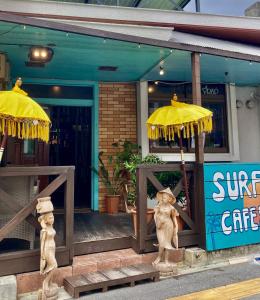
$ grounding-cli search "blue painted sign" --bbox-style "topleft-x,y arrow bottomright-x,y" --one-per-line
204,163 -> 260,251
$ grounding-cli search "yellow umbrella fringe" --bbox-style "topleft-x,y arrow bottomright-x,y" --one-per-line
0,118 -> 50,142
147,116 -> 213,141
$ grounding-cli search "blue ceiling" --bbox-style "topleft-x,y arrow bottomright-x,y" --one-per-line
0,21 -> 259,86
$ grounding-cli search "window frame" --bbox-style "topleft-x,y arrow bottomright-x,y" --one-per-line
137,81 -> 240,162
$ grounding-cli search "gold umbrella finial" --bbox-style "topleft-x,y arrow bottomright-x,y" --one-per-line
12,77 -> 28,96
15,77 -> 22,87
171,93 -> 178,106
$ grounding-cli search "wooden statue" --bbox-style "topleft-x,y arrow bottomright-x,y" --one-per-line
36,197 -> 58,300
153,187 -> 179,272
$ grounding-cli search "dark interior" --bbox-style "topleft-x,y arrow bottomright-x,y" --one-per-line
49,106 -> 92,208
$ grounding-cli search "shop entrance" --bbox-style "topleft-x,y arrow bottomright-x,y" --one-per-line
5,80 -> 97,210
49,106 -> 92,208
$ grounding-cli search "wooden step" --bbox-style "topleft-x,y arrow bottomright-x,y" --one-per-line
64,264 -> 160,298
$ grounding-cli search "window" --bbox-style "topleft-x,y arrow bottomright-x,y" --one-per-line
148,82 -> 228,153
23,139 -> 35,155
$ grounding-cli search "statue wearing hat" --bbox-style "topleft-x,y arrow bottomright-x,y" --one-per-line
153,187 -> 179,268
36,197 -> 58,300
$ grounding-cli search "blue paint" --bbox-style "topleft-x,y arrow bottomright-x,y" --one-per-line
92,84 -> 99,211
36,98 -> 93,107
22,78 -> 99,211
204,163 -> 260,251
1,21 -> 260,85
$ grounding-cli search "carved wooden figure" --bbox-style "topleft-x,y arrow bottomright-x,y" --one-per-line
153,187 -> 179,266
36,197 -> 58,300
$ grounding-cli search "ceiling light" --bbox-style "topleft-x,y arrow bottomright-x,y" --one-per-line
29,46 -> 54,63
159,66 -> 164,76
33,50 -> 40,58
40,49 -> 48,58
53,86 -> 61,93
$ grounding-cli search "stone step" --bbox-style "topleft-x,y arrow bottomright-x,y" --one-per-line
64,263 -> 160,298
0,275 -> 17,300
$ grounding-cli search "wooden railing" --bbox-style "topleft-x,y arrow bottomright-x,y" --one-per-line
132,163 -> 204,253
0,166 -> 74,276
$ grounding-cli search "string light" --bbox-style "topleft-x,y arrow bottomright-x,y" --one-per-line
159,66 -> 165,76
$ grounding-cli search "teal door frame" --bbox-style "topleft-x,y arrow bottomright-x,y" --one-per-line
21,78 -> 99,211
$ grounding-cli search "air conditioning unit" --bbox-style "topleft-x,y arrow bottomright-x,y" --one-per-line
0,54 -> 6,79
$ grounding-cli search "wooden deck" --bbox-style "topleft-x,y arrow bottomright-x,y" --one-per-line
0,212 -> 133,252
55,212 -> 133,244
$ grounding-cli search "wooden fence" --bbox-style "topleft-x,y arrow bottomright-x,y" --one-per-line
0,166 -> 74,276
0,163 -> 206,275
132,163 -> 205,253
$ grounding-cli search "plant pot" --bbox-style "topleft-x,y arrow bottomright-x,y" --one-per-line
105,195 -> 120,214
131,208 -> 154,236
177,215 -> 185,231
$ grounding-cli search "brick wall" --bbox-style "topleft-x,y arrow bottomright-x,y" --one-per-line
99,83 -> 137,212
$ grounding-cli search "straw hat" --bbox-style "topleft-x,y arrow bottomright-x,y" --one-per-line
156,187 -> 176,204
36,196 -> 54,214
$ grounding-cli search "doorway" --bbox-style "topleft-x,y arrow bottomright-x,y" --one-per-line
4,81 -> 98,211
49,106 -> 92,209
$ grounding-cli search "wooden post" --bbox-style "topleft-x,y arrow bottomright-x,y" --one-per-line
136,167 -> 147,253
191,52 -> 206,248
65,168 -> 75,263
192,52 -> 204,164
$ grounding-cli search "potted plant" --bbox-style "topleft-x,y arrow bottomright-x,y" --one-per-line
124,153 -> 164,234
124,155 -> 187,233
94,141 -> 139,214
94,151 -> 125,214
176,191 -> 187,231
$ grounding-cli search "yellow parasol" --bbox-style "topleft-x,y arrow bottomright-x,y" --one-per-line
0,78 -> 51,162
146,94 -> 213,216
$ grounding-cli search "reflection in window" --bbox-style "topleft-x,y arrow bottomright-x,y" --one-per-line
23,139 -> 35,155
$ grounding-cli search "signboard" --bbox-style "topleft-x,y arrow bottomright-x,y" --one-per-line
204,163 -> 260,251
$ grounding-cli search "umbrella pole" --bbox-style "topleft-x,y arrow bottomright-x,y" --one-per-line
0,127 -> 8,163
179,134 -> 191,217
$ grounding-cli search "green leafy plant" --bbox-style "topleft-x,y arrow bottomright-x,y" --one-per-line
94,151 -> 124,195
124,153 -> 164,206
124,154 -> 186,207
93,140 -> 140,196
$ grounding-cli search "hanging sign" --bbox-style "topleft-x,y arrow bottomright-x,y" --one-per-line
204,163 -> 260,251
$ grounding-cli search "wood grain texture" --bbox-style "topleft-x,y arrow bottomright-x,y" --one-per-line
64,264 -> 159,298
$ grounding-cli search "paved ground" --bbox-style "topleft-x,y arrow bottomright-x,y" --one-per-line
78,261 -> 260,300
170,278 -> 260,299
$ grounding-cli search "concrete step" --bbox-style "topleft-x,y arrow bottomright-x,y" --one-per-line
16,248 -> 185,296
0,275 -> 17,300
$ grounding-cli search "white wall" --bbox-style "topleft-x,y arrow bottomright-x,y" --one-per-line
236,86 -> 260,162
